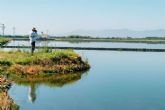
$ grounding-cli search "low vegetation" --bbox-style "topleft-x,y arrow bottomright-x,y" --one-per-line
53,36 -> 165,43
0,37 -> 10,46
0,50 -> 90,83
0,91 -> 19,110
0,77 -> 19,110
3,35 -> 165,43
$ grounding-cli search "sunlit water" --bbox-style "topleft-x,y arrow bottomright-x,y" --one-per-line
7,49 -> 165,110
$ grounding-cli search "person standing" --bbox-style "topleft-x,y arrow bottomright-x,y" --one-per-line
29,28 -> 38,55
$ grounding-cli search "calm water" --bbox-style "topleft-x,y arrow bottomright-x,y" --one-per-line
6,40 -> 165,49
7,50 -> 165,110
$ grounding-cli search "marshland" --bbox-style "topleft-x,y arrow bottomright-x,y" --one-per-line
0,36 -> 165,110
1,0 -> 165,109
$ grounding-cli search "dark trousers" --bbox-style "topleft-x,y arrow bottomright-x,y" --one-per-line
31,42 -> 35,54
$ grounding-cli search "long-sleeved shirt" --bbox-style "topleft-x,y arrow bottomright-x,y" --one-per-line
29,31 -> 38,43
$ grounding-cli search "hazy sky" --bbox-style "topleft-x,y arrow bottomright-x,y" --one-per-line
0,0 -> 165,35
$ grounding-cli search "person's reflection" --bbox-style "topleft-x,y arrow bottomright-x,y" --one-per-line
0,90 -> 19,110
28,84 -> 37,103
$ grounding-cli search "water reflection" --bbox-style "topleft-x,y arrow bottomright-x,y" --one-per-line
7,40 -> 165,49
10,72 -> 88,103
28,84 -> 37,103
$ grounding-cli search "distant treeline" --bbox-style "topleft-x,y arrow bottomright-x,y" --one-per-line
50,35 -> 92,39
52,35 -> 165,40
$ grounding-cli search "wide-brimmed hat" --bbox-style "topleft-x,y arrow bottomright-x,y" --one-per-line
32,27 -> 36,31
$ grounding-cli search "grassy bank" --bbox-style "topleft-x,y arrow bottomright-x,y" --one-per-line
0,50 -> 90,83
6,35 -> 165,44
0,37 -> 10,46
53,38 -> 165,43
52,36 -> 165,43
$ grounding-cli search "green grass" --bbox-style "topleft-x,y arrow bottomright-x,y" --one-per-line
0,49 -> 80,64
0,50 -> 90,84
0,37 -> 10,46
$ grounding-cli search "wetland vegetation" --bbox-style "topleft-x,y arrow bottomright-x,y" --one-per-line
0,50 -> 90,83
3,35 -> 165,44
0,90 -> 19,110
0,37 -> 10,46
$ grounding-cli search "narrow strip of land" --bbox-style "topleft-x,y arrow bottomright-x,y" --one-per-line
10,38 -> 165,44
2,35 -> 165,44
1,46 -> 165,52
